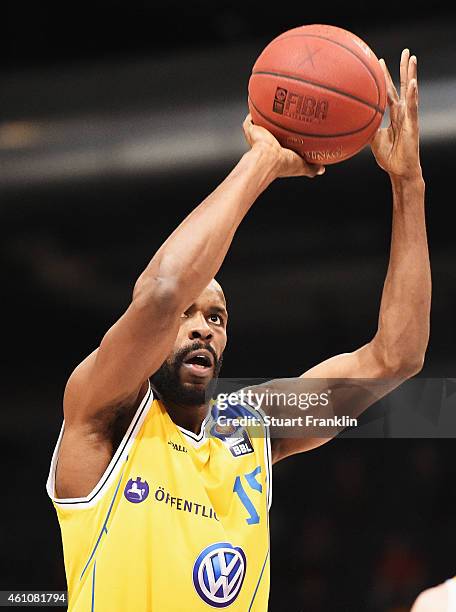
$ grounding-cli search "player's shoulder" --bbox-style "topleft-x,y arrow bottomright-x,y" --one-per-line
411,581 -> 448,611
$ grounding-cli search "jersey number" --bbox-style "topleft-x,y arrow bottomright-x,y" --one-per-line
233,466 -> 262,525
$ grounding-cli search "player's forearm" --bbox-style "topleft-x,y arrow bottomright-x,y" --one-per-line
372,174 -> 430,374
134,145 -> 278,306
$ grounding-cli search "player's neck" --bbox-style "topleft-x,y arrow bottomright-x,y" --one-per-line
164,400 -> 210,435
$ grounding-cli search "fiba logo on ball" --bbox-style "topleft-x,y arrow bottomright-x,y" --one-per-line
273,87 -> 288,114
193,542 -> 246,607
124,476 -> 149,503
273,89 -> 329,123
275,87 -> 288,102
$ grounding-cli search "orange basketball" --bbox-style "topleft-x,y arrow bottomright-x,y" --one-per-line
248,24 -> 387,165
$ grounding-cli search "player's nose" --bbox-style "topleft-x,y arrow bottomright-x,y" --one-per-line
188,313 -> 213,340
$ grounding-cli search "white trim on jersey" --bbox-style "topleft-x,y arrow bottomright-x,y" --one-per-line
447,579 -> 456,611
264,411 -> 273,511
151,383 -> 211,449
46,382 -> 153,509
177,413 -> 211,449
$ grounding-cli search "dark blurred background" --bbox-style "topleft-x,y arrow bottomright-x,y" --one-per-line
1,2 -> 456,610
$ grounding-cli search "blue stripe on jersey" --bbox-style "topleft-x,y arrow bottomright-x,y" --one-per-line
248,548 -> 270,611
80,470 -> 124,580
91,561 -> 96,612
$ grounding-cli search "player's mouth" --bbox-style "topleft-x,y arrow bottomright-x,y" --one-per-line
181,349 -> 214,377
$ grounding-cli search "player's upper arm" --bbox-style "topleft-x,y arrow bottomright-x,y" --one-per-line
411,583 -> 448,611
300,341 -> 403,380
64,278 -> 183,424
260,341 -> 411,463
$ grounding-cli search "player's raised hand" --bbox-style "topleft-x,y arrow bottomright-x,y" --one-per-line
371,49 -> 422,181
242,114 -> 325,179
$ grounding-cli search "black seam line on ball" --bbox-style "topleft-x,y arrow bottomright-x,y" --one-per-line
248,97 -> 379,138
261,32 -> 382,106
251,70 -> 384,114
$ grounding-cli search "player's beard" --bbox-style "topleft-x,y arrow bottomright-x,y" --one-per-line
150,341 -> 223,406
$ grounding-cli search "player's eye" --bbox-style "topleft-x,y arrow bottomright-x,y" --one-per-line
208,314 -> 223,325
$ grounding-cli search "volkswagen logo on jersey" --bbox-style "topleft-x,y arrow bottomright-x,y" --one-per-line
193,542 -> 246,607
124,477 -> 149,503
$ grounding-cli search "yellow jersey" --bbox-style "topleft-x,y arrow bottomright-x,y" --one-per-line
46,382 -> 272,611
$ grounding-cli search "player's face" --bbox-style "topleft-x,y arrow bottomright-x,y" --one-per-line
151,281 -> 228,405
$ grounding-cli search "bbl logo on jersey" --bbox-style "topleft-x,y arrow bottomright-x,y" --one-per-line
193,542 -> 246,607
124,477 -> 149,503
210,422 -> 254,458
224,429 -> 254,458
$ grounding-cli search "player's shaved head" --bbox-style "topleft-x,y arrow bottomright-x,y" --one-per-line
209,278 -> 226,306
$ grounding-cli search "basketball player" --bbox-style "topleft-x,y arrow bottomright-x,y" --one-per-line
47,49 -> 429,610
411,580 -> 456,611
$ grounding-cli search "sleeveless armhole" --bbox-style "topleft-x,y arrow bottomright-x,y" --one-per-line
46,382 -> 153,509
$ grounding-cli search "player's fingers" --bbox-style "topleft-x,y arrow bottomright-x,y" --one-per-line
305,162 -> 326,177
379,59 -> 399,104
406,78 -> 419,124
408,54 -> 417,86
243,113 -> 253,132
242,114 -> 254,144
284,148 -> 325,177
400,48 -> 410,102
406,56 -> 418,121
